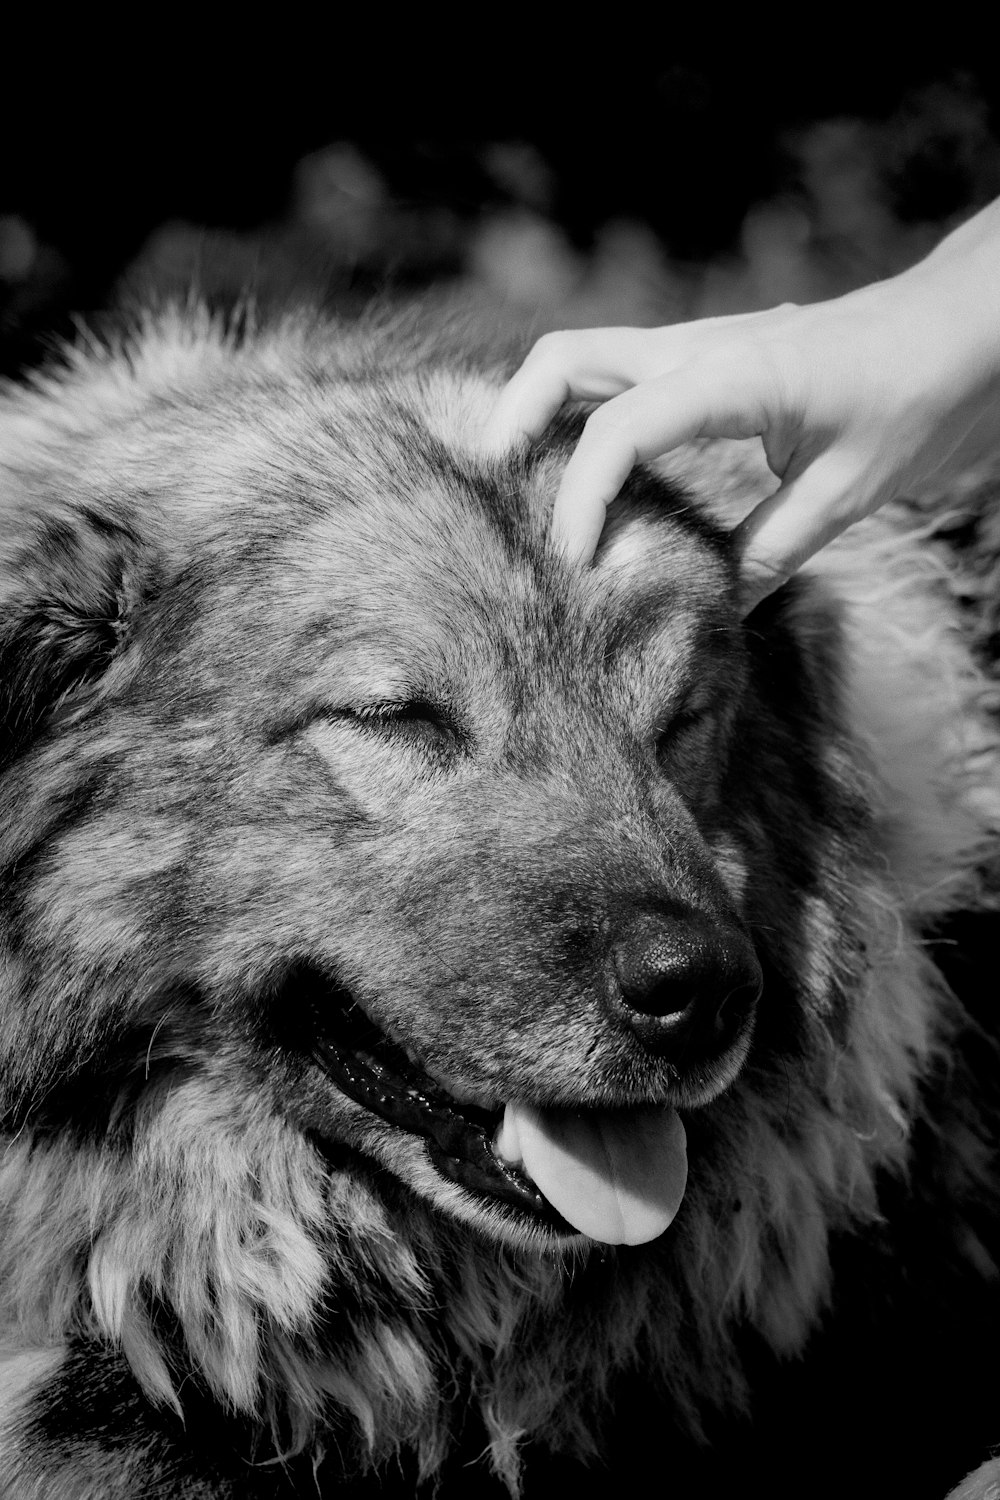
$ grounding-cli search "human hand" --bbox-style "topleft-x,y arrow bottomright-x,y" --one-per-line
485,202 -> 1000,611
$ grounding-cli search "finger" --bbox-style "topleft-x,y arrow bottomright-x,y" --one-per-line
734,452 -> 881,614
484,351 -> 574,453
550,354 -> 779,563
483,325 -> 713,453
485,306 -> 806,455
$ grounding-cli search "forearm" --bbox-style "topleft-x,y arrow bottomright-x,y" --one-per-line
921,195 -> 1000,270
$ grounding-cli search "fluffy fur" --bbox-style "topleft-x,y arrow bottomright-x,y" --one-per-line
0,306 -> 998,1499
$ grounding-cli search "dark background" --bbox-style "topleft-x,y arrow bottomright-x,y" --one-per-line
5,47 -> 1000,374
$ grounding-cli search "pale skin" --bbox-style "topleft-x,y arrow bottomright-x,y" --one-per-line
485,198 -> 1000,612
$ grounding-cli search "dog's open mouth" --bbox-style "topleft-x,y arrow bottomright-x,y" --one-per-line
311,998 -> 575,1235
306,975 -> 688,1246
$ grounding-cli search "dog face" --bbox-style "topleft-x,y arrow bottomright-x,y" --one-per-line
0,333 -> 810,1261
229,441 -> 763,1248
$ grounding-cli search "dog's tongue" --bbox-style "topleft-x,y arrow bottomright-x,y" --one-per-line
495,1101 -> 687,1245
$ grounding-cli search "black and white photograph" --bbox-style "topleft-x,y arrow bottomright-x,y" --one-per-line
2,45 -> 1000,1499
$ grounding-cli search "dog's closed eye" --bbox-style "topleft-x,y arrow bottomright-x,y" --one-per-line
653,691 -> 715,757
308,698 -> 469,764
350,698 -> 460,746
650,692 -> 726,811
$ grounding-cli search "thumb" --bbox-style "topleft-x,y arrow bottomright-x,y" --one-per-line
734,450 -> 876,614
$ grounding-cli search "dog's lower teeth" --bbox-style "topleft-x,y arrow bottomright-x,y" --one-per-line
307,995 -> 576,1231
493,1104 -> 523,1168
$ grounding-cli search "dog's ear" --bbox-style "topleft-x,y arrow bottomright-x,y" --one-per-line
0,510 -> 157,769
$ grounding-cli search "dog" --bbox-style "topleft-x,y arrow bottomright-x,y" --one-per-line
0,304 -> 998,1499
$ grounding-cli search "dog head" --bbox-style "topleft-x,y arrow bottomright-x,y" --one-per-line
0,315 -> 869,1271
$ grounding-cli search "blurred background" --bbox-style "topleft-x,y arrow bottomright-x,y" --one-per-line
4,47 -> 1000,375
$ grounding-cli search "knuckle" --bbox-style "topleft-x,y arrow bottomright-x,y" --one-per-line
527,329 -> 575,369
582,399 -> 636,453
706,335 -> 792,408
584,400 -> 626,436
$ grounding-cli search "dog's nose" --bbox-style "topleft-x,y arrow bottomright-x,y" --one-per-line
609,908 -> 762,1059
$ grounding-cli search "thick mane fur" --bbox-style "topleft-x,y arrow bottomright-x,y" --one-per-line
0,308 -> 998,1498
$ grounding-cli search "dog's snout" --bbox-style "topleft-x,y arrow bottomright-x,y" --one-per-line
609,909 -> 761,1060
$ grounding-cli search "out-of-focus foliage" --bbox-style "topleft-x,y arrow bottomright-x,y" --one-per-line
3,77 -> 1000,371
